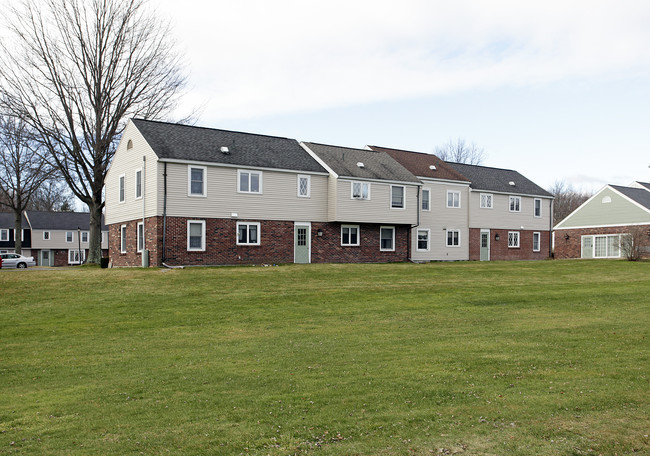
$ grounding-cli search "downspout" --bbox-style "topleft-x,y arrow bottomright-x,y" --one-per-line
408,185 -> 421,263
162,162 -> 167,264
549,198 -> 554,258
142,155 -> 147,267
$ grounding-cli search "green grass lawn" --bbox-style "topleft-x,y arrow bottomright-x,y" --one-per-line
1,260 -> 649,455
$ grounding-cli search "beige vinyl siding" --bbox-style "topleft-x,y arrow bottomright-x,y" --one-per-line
105,121 -> 159,225
556,187 -> 650,228
468,191 -> 551,230
30,229 -> 109,249
327,175 -> 337,221
161,163 -> 328,221
410,181 -> 469,261
332,179 -> 418,224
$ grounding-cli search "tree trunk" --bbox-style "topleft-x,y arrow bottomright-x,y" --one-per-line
87,199 -> 103,264
13,210 -> 22,254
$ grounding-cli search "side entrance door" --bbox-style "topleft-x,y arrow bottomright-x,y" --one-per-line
480,229 -> 490,261
294,223 -> 311,264
40,250 -> 52,266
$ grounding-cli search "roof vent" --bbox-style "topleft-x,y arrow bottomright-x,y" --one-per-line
220,146 -> 230,155
509,181 -> 516,186
429,165 -> 436,170
357,162 -> 365,168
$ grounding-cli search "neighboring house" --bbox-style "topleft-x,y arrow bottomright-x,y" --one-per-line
0,212 -> 31,255
24,211 -> 109,266
554,183 -> 650,259
445,162 -> 554,260
301,143 -> 421,262
366,146 -> 471,261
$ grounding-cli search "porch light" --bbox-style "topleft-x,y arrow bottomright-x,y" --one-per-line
564,234 -> 570,240
317,229 -> 323,237
494,233 -> 500,241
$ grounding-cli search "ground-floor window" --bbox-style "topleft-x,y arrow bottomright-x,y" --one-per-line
237,222 -> 260,245
594,234 -> 620,258
533,232 -> 540,252
120,225 -> 127,253
508,231 -> 520,248
137,222 -> 144,252
68,249 -> 85,265
380,226 -> 395,251
446,229 -> 460,247
187,220 -> 206,251
341,225 -> 359,246
417,229 -> 430,251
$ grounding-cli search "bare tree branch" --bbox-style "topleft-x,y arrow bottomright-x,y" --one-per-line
0,0 -> 188,262
435,138 -> 487,165
548,180 -> 592,226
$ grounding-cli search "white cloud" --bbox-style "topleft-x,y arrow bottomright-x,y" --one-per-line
156,0 -> 650,121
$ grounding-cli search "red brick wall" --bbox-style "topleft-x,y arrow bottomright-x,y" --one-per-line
109,217 -> 410,266
554,225 -> 650,259
468,228 -> 551,261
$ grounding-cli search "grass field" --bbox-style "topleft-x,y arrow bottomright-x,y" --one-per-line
1,260 -> 649,455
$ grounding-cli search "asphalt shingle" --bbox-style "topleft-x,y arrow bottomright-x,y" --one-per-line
446,162 -> 553,197
611,185 -> 650,211
25,211 -> 107,231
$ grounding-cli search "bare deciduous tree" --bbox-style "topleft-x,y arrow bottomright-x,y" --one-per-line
0,0 -> 187,263
435,138 -> 486,165
548,180 -> 592,226
28,179 -> 75,212
0,115 -> 56,253
620,226 -> 650,261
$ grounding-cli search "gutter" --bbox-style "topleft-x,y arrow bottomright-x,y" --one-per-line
162,162 -> 167,264
407,186 -> 421,262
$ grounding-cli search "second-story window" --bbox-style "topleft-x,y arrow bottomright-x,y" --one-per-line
66,231 -> 73,243
82,231 -> 89,243
135,168 -> 142,199
238,170 -> 262,194
447,190 -> 460,208
188,166 -> 207,197
391,186 -> 404,209
421,189 -> 430,211
297,175 -> 310,197
43,231 -> 50,240
534,198 -> 542,217
0,229 -> 8,241
119,174 -> 125,203
509,196 -> 521,212
480,193 -> 493,208
351,181 -> 370,200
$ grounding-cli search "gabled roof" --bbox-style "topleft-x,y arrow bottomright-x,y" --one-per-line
25,211 -> 107,231
611,185 -> 650,211
131,119 -> 326,173
302,142 -> 421,184
635,181 -> 650,191
366,145 -> 470,182
446,162 -> 553,198
0,212 -> 28,229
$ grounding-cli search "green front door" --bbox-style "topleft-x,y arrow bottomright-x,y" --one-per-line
480,230 -> 490,261
294,224 -> 310,264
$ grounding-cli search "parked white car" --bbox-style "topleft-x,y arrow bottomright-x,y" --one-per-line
0,253 -> 36,269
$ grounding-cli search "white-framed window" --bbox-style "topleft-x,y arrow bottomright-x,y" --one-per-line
188,165 -> 207,197
508,231 -> 520,248
187,220 -> 206,251
534,198 -> 542,217
137,222 -> 144,252
391,185 -> 405,209
341,225 -> 360,246
447,190 -> 460,208
68,249 -> 85,265
81,231 -> 89,243
101,232 -> 105,244
297,175 -> 310,198
480,193 -> 493,209
66,231 -> 73,243
351,181 -> 370,200
119,174 -> 125,203
135,168 -> 143,200
237,222 -> 260,245
1,229 -> 9,241
533,232 -> 541,252
120,224 -> 127,253
43,231 -> 50,240
594,234 -> 621,258
417,229 -> 430,251
421,188 -> 430,211
446,229 -> 460,247
509,196 -> 521,212
238,170 -> 262,194
380,226 -> 395,251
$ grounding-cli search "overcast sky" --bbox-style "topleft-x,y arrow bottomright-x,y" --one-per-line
149,0 -> 650,192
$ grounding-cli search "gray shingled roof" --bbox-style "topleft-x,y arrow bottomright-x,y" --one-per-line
611,185 -> 650,211
446,162 -> 553,197
25,211 -> 107,230
0,212 -> 28,229
303,142 -> 421,183
636,181 -> 650,191
132,119 -> 326,173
